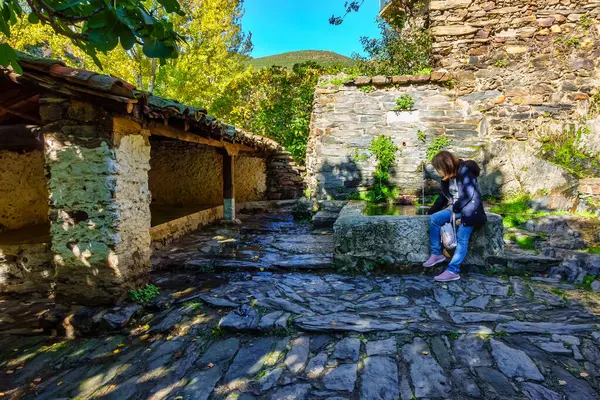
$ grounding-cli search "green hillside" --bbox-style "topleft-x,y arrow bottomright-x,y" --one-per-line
246,50 -> 355,70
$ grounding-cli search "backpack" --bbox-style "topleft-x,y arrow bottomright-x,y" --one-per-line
441,212 -> 457,250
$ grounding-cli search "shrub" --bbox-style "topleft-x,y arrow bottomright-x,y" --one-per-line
354,10 -> 432,76
129,284 -> 160,303
425,135 -> 452,162
540,125 -> 600,178
393,94 -> 415,111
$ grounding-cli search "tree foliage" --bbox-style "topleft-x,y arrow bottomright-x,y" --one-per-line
0,0 -> 185,72
154,0 -> 252,108
211,62 -> 338,163
354,11 -> 432,76
7,0 -> 251,97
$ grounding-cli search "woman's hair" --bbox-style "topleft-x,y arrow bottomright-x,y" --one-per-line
431,151 -> 460,181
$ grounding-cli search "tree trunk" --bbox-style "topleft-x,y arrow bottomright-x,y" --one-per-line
148,58 -> 158,93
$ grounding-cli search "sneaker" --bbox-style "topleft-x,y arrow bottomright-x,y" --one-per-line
434,269 -> 461,282
423,254 -> 447,268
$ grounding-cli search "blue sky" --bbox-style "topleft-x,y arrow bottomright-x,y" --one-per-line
243,0 -> 381,58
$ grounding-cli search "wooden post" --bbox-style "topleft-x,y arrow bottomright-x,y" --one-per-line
223,151 -> 235,221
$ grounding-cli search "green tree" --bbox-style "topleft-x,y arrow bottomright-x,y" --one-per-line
153,0 -> 252,107
0,0 -> 185,73
211,62 -> 327,163
354,10 -> 432,76
7,0 -> 251,96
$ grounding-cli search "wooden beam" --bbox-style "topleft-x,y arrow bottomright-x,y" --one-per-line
0,104 -> 41,124
148,121 -> 256,153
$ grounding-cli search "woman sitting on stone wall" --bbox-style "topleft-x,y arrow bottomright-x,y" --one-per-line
423,151 -> 487,282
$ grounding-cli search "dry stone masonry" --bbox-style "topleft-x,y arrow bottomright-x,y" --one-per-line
0,54 -> 304,302
307,0 -> 600,214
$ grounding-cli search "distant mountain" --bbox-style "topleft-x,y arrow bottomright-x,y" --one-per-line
246,50 -> 355,70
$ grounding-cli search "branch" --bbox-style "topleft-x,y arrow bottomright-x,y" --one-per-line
27,0 -> 87,41
36,0 -> 106,22
329,0 -> 365,25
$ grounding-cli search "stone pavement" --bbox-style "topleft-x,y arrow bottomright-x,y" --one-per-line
2,209 -> 600,399
2,271 -> 600,399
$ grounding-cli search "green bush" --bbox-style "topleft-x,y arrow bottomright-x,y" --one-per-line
425,135 -> 452,162
393,94 -> 415,111
354,10 -> 432,76
129,284 -> 160,304
540,125 -> 600,178
504,233 -> 537,250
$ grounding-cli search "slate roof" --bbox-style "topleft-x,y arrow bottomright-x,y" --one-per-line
0,52 -> 282,153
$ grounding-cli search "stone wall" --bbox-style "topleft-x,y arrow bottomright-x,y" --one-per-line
0,150 -> 49,231
267,152 -> 306,200
307,0 -> 600,211
41,96 -> 153,305
149,140 -> 267,205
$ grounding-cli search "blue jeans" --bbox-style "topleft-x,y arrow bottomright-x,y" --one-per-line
429,209 -> 474,274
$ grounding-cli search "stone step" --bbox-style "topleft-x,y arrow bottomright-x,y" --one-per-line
312,211 -> 339,228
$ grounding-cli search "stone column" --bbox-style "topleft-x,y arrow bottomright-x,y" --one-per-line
41,96 -> 152,305
222,151 -> 236,221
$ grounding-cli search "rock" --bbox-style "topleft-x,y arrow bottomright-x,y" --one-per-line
258,311 -> 284,330
592,280 -> 600,293
285,336 -> 310,375
496,322 -> 597,334
537,342 -> 572,355
295,313 -> 405,333
434,287 -> 455,307
257,368 -> 284,392
195,338 -> 240,368
223,338 -> 276,390
291,198 -> 316,220
306,352 -> 327,379
552,366 -> 598,400
333,337 -> 361,362
358,296 -> 410,309
490,339 -> 544,381
177,367 -> 223,400
366,337 -> 397,356
149,309 -> 183,333
451,368 -> 481,398
312,211 -> 339,228
430,337 -> 453,369
310,335 -> 332,352
218,306 -> 259,331
552,335 -> 580,346
197,294 -> 239,308
475,367 -> 517,397
402,337 -> 451,398
268,383 -> 312,400
256,298 -> 314,316
453,335 -> 493,367
449,312 -> 513,324
463,295 -> 490,309
431,25 -> 479,36
323,364 -> 358,392
522,382 -> 563,400
275,313 -> 290,329
360,356 -> 399,400
333,203 -> 505,272
101,304 -> 140,330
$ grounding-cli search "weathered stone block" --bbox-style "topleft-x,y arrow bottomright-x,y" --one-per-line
333,202 -> 505,273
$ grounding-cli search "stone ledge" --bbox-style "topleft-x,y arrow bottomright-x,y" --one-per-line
341,69 -> 452,88
333,201 -> 505,272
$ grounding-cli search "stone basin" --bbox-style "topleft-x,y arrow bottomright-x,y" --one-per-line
333,201 -> 505,273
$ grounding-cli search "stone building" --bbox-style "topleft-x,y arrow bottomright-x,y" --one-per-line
0,53 -> 304,304
307,0 -> 600,212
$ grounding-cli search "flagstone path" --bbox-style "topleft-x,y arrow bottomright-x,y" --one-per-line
1,209 -> 600,399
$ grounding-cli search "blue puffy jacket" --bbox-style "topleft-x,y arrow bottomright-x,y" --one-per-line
427,160 -> 487,227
